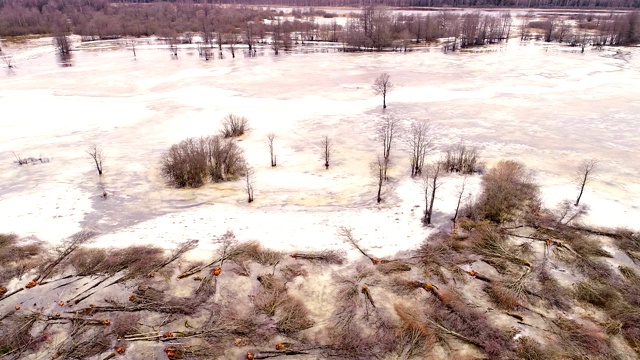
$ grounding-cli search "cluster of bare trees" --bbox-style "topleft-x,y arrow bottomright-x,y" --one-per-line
163,0 -> 640,8
162,136 -> 246,188
521,11 -> 640,48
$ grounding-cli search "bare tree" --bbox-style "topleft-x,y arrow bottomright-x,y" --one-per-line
405,120 -> 431,177
421,162 -> 443,225
129,40 -> 136,58
377,116 -> 400,180
574,159 -> 597,206
245,166 -> 255,203
1,53 -> 13,69
374,155 -> 385,203
373,72 -> 393,109
86,144 -> 104,176
54,33 -> 71,55
451,176 -> 468,232
321,135 -> 332,169
267,133 -> 277,167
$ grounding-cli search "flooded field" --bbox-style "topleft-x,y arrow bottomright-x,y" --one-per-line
1,38 -> 639,255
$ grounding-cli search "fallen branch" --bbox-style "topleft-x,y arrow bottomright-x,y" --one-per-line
337,227 -> 387,264
0,287 -> 24,302
37,230 -> 97,283
290,250 -> 346,265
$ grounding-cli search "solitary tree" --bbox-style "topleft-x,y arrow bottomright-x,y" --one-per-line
451,176 -> 468,232
374,155 -> 385,203
86,144 -> 104,175
405,120 -> 431,177
245,166 -> 255,203
373,72 -> 393,109
377,116 -> 400,180
421,162 -> 443,225
321,135 -> 332,169
574,159 -> 597,206
267,133 -> 277,167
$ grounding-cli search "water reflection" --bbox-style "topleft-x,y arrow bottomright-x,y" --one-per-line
57,52 -> 74,67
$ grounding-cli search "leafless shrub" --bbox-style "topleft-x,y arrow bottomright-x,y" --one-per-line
232,242 -> 282,267
275,296 -> 314,334
220,114 -> 249,138
101,245 -> 165,277
162,135 -> 245,188
38,230 -> 97,282
443,143 -> 483,174
281,264 -> 308,281
470,225 -> 531,270
425,287 -> 515,358
54,324 -> 113,360
86,144 -> 104,175
485,283 -> 521,310
0,313 -> 43,358
66,247 -> 108,275
254,274 -> 288,316
476,160 -> 539,223
111,313 -> 141,337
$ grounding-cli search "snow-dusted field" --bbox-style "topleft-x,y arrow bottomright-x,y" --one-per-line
1,38 -> 639,259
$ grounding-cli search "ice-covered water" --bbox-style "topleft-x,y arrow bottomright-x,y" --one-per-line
0,38 -> 638,255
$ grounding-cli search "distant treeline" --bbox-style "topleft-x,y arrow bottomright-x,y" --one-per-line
109,0 -> 640,9
0,0 -> 638,48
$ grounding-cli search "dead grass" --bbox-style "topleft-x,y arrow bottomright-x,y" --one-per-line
485,283 -> 521,310
230,242 -> 283,267
254,274 -> 288,317
468,226 -> 533,276
425,287 -> 515,358
574,282 -> 622,310
0,233 -> 44,285
536,268 -> 571,310
0,313 -> 43,357
552,316 -> 613,358
387,277 -> 426,296
275,296 -> 314,334
111,313 -> 141,337
281,263 -> 308,281
569,236 -> 612,258
394,303 -> 435,358
290,250 -> 346,265
65,244 -> 165,278
376,261 -> 411,274
613,228 -> 640,264
515,337 -> 559,360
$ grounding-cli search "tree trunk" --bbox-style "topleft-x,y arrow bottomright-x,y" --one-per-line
575,172 -> 588,206
427,176 -> 437,224
377,171 -> 383,203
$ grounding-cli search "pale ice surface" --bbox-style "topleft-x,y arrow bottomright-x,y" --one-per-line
0,38 -> 639,259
